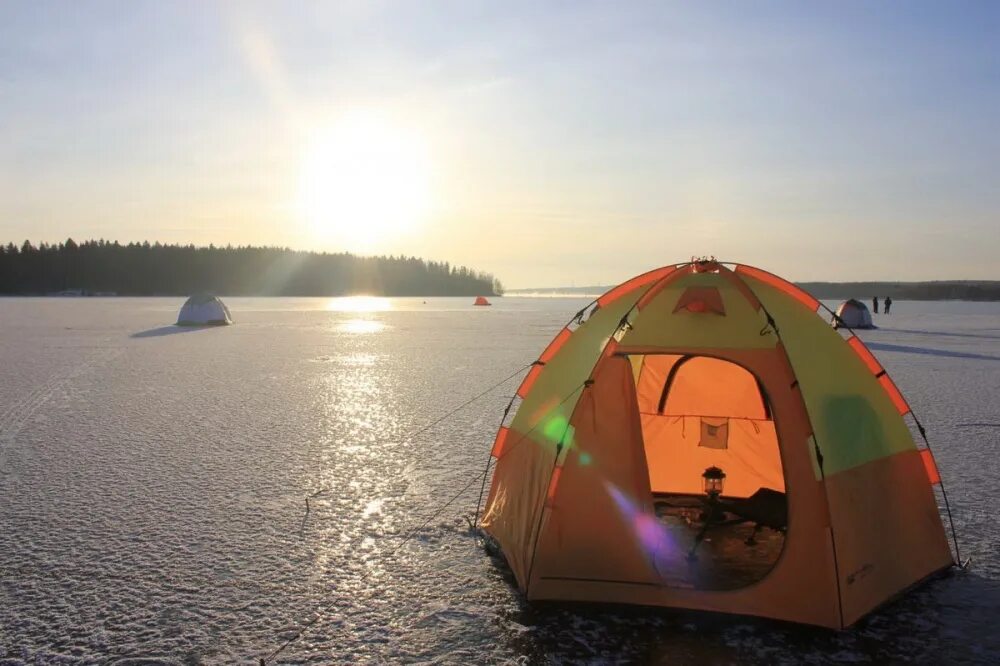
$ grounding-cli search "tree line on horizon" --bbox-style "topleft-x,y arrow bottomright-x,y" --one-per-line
0,239 -> 504,297
797,281 -> 1000,301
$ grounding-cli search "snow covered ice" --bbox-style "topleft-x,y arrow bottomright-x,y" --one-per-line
1,297 -> 999,664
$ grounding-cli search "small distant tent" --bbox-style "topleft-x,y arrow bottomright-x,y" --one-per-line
833,299 -> 875,329
480,260 -> 955,629
474,296 -> 492,306
177,294 -> 232,326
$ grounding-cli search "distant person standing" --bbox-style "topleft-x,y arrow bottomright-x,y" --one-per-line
872,296 -> 879,314
885,296 -> 893,314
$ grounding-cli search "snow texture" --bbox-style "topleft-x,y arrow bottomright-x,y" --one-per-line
1,296 -> 998,664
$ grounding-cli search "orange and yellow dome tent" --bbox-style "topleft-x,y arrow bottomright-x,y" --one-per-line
479,259 -> 958,629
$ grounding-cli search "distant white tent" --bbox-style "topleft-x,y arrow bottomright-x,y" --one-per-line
177,294 -> 232,326
833,298 -> 875,330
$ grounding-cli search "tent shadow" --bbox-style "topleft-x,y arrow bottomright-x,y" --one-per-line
885,327 -> 1000,342
865,342 -> 1000,362
130,325 -> 221,339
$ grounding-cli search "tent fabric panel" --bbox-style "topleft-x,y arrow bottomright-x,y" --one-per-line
487,283 -> 652,588
659,356 -> 768,419
531,356 -> 661,589
624,273 -> 775,350
824,450 -> 954,626
597,265 -> 678,308
846,336 -> 911,415
515,364 -> 544,398
878,374 -> 911,415
528,558 -> 842,627
635,264 -> 693,310
641,414 -> 784,497
673,286 -> 726,315
481,423 -> 559,589
734,264 -> 820,312
847,336 -> 883,374
628,354 -> 645,387
737,274 -> 918,476
508,278 -> 649,431
634,354 -> 683,414
539,327 -> 573,364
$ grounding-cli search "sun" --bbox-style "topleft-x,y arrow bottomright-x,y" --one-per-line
296,113 -> 431,252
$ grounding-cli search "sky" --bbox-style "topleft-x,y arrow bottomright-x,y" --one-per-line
1,1 -> 998,288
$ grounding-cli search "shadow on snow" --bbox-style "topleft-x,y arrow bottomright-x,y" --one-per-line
881,327 -> 1000,342
130,325 -> 224,339
865,342 -> 1000,362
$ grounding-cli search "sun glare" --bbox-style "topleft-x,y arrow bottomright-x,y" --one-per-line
297,113 -> 431,252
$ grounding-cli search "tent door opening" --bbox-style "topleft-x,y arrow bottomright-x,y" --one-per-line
629,353 -> 788,590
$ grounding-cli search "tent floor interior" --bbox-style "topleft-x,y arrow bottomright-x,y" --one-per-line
652,495 -> 785,591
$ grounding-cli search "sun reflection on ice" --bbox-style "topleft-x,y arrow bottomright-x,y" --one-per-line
363,498 -> 384,518
340,319 -> 386,334
328,297 -> 390,333
302,295 -> 407,594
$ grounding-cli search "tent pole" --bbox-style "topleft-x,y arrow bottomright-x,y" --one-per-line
913,417 -> 964,566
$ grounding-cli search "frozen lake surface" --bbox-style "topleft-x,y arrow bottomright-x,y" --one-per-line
1,296 -> 999,664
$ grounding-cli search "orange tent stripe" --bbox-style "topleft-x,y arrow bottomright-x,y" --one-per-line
546,466 -> 562,506
491,426 -> 510,458
597,265 -> 677,308
735,264 -> 820,311
540,327 -> 573,364
847,336 -> 883,375
878,374 -> 910,415
920,448 -> 941,485
516,364 -> 543,398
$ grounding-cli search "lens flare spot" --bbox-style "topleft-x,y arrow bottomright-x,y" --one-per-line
579,452 -> 592,466
542,415 -> 566,441
605,481 -> 675,558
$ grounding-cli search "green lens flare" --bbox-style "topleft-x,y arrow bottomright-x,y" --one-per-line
542,415 -> 568,443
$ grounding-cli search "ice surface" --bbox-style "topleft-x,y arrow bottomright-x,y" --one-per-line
1,296 -> 998,664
